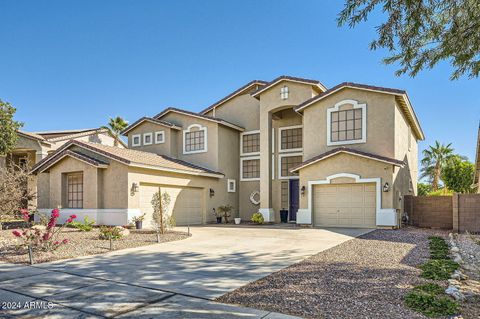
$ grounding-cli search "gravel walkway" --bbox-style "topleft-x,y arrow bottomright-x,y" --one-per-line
0,228 -> 188,264
218,227 -> 449,319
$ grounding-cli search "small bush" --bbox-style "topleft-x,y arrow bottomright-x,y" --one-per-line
405,290 -> 458,317
71,216 -> 95,232
428,236 -> 449,260
99,226 -> 123,240
420,259 -> 459,280
413,283 -> 444,296
251,212 -> 264,224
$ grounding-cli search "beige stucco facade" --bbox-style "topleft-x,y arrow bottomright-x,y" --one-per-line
34,75 -> 424,228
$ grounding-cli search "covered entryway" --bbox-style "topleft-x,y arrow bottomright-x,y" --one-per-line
313,183 -> 376,228
139,184 -> 204,228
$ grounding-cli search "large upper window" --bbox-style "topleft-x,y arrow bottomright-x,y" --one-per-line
327,100 -> 366,146
241,157 -> 260,181
279,126 -> 302,151
279,154 -> 302,179
183,124 -> 207,154
241,131 -> 260,155
66,173 -> 83,208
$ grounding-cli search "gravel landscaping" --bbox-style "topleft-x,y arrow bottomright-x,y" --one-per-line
218,227 -> 449,319
0,228 -> 189,264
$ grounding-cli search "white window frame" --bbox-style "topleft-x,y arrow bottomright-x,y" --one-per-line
272,154 -> 275,180
240,155 -> 260,181
132,134 -> 141,147
278,125 -> 303,153
183,124 -> 208,155
280,85 -> 289,100
278,152 -> 303,180
143,132 -> 153,145
155,131 -> 165,144
227,179 -> 236,192
327,99 -> 367,146
240,130 -> 260,156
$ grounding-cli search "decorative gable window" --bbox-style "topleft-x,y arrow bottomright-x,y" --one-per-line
132,134 -> 141,147
155,131 -> 165,144
183,124 -> 207,154
280,86 -> 289,100
143,133 -> 153,145
327,99 -> 366,146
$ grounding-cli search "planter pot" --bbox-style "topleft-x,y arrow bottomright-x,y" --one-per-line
280,210 -> 288,223
29,212 -> 35,222
234,218 -> 241,225
135,221 -> 143,230
216,217 -> 222,224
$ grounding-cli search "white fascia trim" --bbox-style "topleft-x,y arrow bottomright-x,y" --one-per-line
143,132 -> 153,145
132,134 -> 141,147
306,173 -> 383,226
326,99 -> 367,146
183,124 -> 208,155
240,155 -> 260,181
240,130 -> 260,156
278,125 -> 303,153
122,119 -> 181,135
278,152 -> 303,180
155,131 -> 165,144
160,109 -> 244,131
227,179 -> 236,192
35,154 -> 108,174
128,162 -> 223,178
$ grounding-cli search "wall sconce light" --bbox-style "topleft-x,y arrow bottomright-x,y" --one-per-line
132,182 -> 139,193
301,186 -> 306,196
383,182 -> 390,192
209,188 -> 215,198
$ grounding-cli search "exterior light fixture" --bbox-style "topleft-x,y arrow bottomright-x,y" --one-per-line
301,186 -> 306,196
132,183 -> 139,193
209,188 -> 215,197
383,182 -> 390,192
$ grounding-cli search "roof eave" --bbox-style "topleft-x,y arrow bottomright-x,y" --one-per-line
128,162 -> 224,178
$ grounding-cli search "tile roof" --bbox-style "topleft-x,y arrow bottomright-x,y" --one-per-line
34,128 -> 101,140
31,150 -> 109,173
121,117 -> 182,135
17,131 -> 51,144
290,147 -> 405,172
200,80 -> 267,115
251,75 -> 327,98
154,107 -> 245,131
31,140 -> 224,178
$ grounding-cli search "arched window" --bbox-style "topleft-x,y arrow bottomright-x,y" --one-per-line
183,124 -> 207,154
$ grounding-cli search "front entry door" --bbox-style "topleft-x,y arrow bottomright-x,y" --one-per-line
289,179 -> 299,221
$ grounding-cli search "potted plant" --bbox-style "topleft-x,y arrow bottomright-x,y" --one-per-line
212,208 -> 222,224
217,205 -> 233,224
132,214 -> 145,230
280,208 -> 288,223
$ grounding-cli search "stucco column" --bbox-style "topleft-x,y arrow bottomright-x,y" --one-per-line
259,111 -> 274,222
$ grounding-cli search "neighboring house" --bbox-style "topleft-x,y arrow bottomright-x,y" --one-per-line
32,75 -> 424,228
1,128 -> 125,209
474,123 -> 480,193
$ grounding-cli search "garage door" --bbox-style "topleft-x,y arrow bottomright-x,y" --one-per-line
313,183 -> 376,228
139,185 -> 204,228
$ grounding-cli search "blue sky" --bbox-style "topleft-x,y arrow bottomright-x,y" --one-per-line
1,0 -> 479,161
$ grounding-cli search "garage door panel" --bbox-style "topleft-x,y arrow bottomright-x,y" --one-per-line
314,182 -> 376,228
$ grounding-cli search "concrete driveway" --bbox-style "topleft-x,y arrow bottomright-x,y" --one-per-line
0,226 -> 370,318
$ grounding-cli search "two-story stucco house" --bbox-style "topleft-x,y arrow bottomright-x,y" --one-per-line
31,75 -> 424,228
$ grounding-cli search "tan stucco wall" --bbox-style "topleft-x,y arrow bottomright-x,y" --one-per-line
205,93 -> 260,131
298,153 -> 394,210
218,125 -> 240,217
126,121 -> 177,156
302,88 -> 396,160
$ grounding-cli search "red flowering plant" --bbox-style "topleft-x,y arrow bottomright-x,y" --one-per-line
11,209 -> 76,252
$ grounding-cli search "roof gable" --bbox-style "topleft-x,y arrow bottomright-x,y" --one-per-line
121,117 -> 182,135
251,75 -> 327,99
32,150 -> 109,174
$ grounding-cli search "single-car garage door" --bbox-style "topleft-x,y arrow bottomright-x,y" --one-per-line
313,183 -> 376,228
139,185 -> 204,228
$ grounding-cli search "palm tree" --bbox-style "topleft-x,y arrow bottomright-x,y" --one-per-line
421,141 -> 454,191
103,116 -> 128,147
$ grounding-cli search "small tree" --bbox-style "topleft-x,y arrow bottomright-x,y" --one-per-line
0,161 -> 36,229
151,189 -> 173,237
217,205 -> 233,224
442,156 -> 475,193
417,183 -> 433,196
0,99 -> 23,156
103,116 -> 128,147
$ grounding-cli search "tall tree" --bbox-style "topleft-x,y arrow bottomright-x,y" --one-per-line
0,99 -> 23,156
421,141 -> 454,191
103,116 -> 128,147
338,0 -> 480,79
442,155 -> 475,193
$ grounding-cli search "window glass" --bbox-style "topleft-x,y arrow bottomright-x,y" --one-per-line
185,130 -> 205,152
242,159 -> 260,179
331,109 -> 362,142
242,133 -> 260,154
67,173 -> 83,208
281,128 -> 302,150
281,156 -> 302,177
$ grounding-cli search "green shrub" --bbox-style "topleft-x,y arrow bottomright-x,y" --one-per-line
99,226 -> 123,240
428,236 -> 449,260
71,216 -> 95,232
413,283 -> 444,296
420,259 -> 459,280
251,212 -> 264,224
405,290 -> 458,317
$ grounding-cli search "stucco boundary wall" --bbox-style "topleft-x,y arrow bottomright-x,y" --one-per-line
404,194 -> 480,233
36,209 -> 142,226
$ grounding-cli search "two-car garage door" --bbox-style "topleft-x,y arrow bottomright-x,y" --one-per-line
313,183 -> 376,228
139,185 -> 203,228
